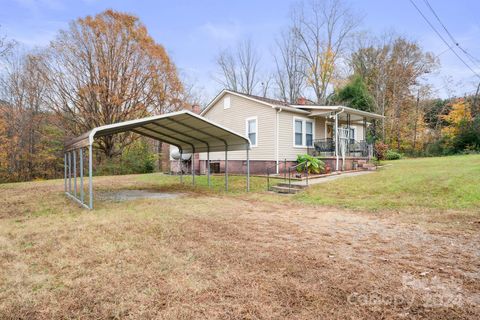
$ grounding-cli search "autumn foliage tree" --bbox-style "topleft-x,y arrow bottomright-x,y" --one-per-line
349,37 -> 438,152
39,10 -> 184,158
0,51 -> 63,182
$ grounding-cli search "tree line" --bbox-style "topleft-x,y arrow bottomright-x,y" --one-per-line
214,0 -> 480,157
1,2 -> 479,183
0,10 -> 194,183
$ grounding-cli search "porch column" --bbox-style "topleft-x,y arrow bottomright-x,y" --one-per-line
335,113 -> 339,171
347,114 -> 351,156
324,120 -> 327,140
363,117 -> 367,141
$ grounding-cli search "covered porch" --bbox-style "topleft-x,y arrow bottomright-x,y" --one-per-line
301,106 -> 383,171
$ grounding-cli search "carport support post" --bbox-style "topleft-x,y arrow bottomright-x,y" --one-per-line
192,151 -> 195,186
88,143 -> 93,210
179,150 -> 183,184
64,153 -> 67,192
68,151 -> 72,193
80,148 -> 84,203
225,146 -> 228,192
207,149 -> 211,187
246,146 -> 250,192
73,149 -> 77,198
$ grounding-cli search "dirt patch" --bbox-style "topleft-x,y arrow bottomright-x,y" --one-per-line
0,176 -> 479,319
97,190 -> 186,201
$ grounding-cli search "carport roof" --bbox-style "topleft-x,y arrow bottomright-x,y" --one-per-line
64,110 -> 251,153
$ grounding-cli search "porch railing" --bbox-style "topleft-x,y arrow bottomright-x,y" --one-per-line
308,138 -> 371,158
266,160 -> 309,192
266,159 -> 287,191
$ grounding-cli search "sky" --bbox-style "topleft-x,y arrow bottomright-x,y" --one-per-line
1,0 -> 479,103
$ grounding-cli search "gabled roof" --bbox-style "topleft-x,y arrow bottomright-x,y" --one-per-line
201,89 -> 309,116
64,110 -> 251,153
201,89 -> 383,120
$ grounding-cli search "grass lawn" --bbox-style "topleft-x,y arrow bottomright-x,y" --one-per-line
0,155 -> 479,319
295,154 -> 480,211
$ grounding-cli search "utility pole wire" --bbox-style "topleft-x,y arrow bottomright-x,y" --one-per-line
423,0 -> 480,69
409,0 -> 480,79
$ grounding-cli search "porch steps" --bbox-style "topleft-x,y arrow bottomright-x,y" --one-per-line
270,183 -> 307,194
276,183 -> 308,189
360,163 -> 377,171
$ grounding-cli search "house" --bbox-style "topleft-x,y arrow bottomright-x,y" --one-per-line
181,89 -> 384,175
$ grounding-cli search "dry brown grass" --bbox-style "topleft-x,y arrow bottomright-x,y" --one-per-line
0,175 -> 479,319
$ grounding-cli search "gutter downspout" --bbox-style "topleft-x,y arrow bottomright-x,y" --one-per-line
332,108 -> 345,172
275,108 -> 282,174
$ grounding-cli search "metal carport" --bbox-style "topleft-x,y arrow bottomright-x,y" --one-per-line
63,110 -> 251,209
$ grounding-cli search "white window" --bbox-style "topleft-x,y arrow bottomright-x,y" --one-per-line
293,117 -> 314,147
223,96 -> 231,109
246,116 -> 258,147
306,121 -> 313,146
295,119 -> 303,146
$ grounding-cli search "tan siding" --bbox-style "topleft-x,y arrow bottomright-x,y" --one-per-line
277,111 -> 306,161
315,117 -> 326,139
199,93 -> 276,161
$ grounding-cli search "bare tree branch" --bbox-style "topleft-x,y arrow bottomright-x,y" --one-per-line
214,38 -> 261,95
273,28 -> 306,103
291,0 -> 361,104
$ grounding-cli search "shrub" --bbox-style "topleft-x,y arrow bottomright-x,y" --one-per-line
296,154 -> 325,174
95,139 -> 156,176
385,150 -> 402,160
370,156 -> 381,166
374,141 -> 389,160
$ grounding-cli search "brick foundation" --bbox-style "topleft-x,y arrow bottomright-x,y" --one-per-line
198,160 -> 297,175
171,157 -> 369,175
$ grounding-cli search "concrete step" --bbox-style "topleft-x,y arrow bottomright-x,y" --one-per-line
271,185 -> 302,194
275,183 -> 308,189
361,163 -> 377,171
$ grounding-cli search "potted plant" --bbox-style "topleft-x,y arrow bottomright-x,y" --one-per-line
324,163 -> 331,174
296,154 -> 325,176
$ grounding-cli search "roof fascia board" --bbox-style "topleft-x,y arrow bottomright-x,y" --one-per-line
295,105 -> 384,119
201,89 -> 275,116
82,110 -> 251,149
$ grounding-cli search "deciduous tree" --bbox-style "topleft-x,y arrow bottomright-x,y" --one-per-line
273,29 -> 306,103
291,0 -> 360,104
40,10 -> 184,158
215,38 -> 261,95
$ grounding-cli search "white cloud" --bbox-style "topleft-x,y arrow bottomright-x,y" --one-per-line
199,21 -> 241,42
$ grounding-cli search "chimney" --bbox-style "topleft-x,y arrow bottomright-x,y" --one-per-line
191,104 -> 201,114
297,97 -> 306,105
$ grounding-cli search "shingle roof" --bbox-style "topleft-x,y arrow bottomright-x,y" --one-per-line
226,90 -> 291,106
